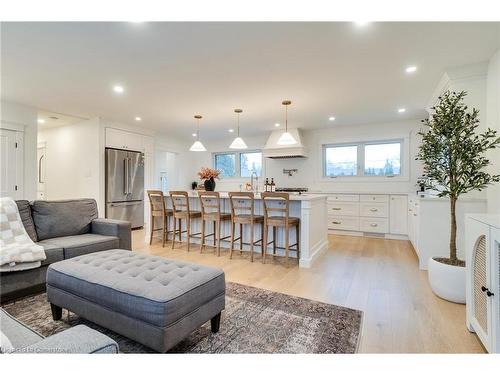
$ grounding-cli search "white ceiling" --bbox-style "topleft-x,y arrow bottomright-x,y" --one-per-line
2,22 -> 500,140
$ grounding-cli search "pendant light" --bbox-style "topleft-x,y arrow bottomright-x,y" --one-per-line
277,100 -> 297,145
229,108 -> 247,149
189,115 -> 207,152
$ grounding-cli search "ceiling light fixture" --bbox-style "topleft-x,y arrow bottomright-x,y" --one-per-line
113,85 -> 124,94
329,116 -> 336,121
354,21 -> 370,27
192,133 -> 197,137
228,129 -> 234,133
229,109 -> 248,149
189,115 -> 207,152
274,123 -> 280,127
405,66 -> 417,73
277,100 -> 297,146
135,117 -> 142,121
398,108 -> 406,113
37,119 -> 45,124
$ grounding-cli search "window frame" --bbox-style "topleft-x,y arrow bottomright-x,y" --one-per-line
322,138 -> 405,179
212,149 -> 263,179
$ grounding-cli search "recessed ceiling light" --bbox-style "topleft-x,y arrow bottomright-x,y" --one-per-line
406,66 -> 417,73
113,85 -> 124,94
274,123 -> 280,127
37,119 -> 45,124
354,21 -> 370,27
398,108 -> 406,113
228,129 -> 234,133
329,116 -> 336,121
135,117 -> 142,121
192,133 -> 197,137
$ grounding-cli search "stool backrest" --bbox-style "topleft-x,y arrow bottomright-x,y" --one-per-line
198,191 -> 221,216
169,191 -> 190,213
228,192 -> 255,219
261,192 -> 290,224
147,190 -> 167,217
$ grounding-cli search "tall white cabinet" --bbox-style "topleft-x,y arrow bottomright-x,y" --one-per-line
465,214 -> 500,353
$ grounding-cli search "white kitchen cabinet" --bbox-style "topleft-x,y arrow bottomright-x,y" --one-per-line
105,127 -> 152,153
466,214 -> 500,353
389,195 -> 408,235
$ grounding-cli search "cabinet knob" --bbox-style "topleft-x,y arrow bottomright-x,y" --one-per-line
370,208 -> 378,212
370,223 -> 378,227
482,286 -> 495,297
332,221 -> 341,225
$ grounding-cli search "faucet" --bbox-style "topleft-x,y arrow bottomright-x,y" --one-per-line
251,171 -> 258,192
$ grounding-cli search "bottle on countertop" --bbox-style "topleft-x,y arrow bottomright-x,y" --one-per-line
270,178 -> 276,192
265,178 -> 269,192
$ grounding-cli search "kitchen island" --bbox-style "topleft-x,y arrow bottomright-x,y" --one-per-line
162,192 -> 328,268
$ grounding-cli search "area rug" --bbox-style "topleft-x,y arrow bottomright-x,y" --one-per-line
2,282 -> 363,353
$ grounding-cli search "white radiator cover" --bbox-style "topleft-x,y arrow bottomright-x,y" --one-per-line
465,214 -> 500,353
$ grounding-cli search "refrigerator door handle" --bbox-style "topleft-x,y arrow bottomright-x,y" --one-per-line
123,158 -> 128,195
128,157 -> 132,195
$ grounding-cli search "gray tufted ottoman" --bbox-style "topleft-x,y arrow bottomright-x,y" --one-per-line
46,249 -> 225,352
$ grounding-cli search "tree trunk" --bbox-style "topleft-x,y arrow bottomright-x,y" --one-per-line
449,196 -> 458,261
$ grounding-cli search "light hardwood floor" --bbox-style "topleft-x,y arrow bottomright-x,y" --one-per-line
132,230 -> 485,353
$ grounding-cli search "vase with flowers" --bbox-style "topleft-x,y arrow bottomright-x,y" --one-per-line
198,167 -> 221,191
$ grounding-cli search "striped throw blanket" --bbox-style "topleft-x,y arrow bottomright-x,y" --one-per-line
0,197 -> 46,272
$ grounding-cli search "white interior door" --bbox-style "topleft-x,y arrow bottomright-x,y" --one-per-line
0,129 -> 21,199
37,145 -> 46,199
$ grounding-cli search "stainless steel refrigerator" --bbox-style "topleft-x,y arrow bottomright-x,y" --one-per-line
105,148 -> 144,228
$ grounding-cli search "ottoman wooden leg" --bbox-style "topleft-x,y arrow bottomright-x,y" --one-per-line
50,303 -> 62,321
210,312 -> 221,333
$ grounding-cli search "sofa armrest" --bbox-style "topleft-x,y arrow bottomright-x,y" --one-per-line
91,218 -> 131,250
13,325 -> 119,354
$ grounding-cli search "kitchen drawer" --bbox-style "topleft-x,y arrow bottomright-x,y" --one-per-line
328,194 -> 360,202
327,202 -> 359,216
328,216 -> 360,231
360,202 -> 389,218
360,194 -> 389,203
360,217 -> 389,233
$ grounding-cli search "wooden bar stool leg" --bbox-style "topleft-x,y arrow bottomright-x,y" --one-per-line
273,226 -> 277,255
296,223 -> 300,265
262,223 -> 267,264
213,221 -> 217,247
171,217 -> 177,249
239,223 -> 243,255
200,218 -> 205,253
250,223 -> 254,263
229,222 -> 235,259
149,215 -> 154,245
165,215 -> 169,242
162,215 -> 166,247
216,220 -> 221,257
186,218 -> 191,252
178,219 -> 182,241
285,225 -> 290,268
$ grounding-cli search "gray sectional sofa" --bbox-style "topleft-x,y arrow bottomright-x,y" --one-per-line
0,199 -> 131,302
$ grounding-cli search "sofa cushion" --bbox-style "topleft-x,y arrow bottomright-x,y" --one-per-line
31,199 -> 98,241
15,200 -> 38,242
38,243 -> 64,266
47,250 -> 225,327
40,234 -> 119,259
0,308 -> 44,349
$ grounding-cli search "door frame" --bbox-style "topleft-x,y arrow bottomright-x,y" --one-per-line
0,123 -> 24,199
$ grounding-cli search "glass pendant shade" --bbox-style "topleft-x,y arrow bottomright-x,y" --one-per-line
277,131 -> 297,145
229,136 -> 247,149
189,140 -> 207,152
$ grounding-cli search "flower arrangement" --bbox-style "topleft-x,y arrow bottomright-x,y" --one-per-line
198,167 -> 221,180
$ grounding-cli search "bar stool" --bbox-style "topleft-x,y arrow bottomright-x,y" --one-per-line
261,192 -> 300,266
228,192 -> 264,262
198,191 -> 232,256
147,190 -> 174,247
169,191 -> 201,251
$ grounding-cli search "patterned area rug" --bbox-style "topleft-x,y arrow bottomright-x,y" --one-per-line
2,282 -> 363,353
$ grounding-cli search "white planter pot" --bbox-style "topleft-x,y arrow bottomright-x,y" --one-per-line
427,257 -> 466,304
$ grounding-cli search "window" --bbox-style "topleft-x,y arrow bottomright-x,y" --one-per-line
324,145 -> 358,177
323,140 -> 402,177
214,153 -> 236,177
364,142 -> 401,176
213,151 -> 262,178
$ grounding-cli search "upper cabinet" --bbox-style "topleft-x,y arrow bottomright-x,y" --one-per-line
105,127 -> 154,154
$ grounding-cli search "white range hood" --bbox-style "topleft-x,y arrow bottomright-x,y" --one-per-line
263,129 -> 307,159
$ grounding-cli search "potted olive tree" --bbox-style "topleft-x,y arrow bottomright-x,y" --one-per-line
417,91 -> 500,303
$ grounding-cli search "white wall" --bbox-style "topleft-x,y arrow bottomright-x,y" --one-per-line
187,119 -> 423,193
0,100 -> 38,200
38,118 -> 102,212
486,49 -> 500,214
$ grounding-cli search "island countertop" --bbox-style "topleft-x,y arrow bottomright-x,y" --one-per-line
185,191 -> 327,201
